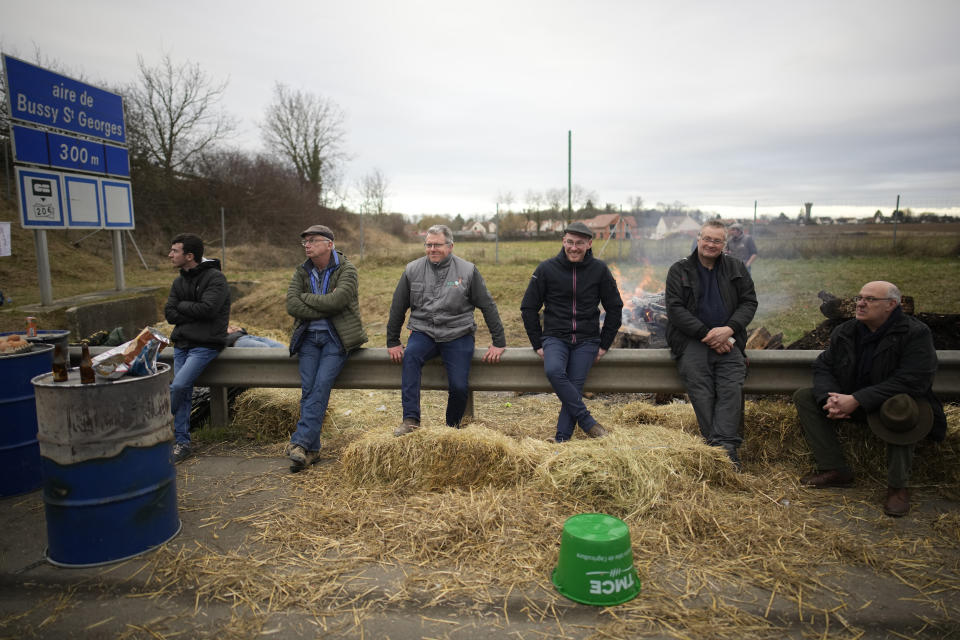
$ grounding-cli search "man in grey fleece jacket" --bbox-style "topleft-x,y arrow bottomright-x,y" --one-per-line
387,224 -> 506,435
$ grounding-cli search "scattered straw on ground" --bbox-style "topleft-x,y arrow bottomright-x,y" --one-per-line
135,392 -> 960,639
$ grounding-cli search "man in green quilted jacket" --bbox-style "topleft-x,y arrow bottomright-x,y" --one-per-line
285,224 -> 367,471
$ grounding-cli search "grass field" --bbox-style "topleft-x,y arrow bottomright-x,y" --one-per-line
1,215 -> 958,344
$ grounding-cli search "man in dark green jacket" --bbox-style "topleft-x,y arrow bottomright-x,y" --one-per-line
793,280 -> 946,517
285,224 -> 367,471
665,220 -> 757,467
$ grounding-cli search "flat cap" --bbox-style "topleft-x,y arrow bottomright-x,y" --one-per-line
300,224 -> 335,241
729,222 -> 743,230
563,222 -> 594,239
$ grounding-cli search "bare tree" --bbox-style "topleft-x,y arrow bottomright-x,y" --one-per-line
525,189 -> 544,236
627,195 -> 644,213
545,188 -> 566,212
570,184 -> 598,212
125,53 -> 235,178
358,168 -> 390,215
495,190 -> 515,213
261,82 -> 346,205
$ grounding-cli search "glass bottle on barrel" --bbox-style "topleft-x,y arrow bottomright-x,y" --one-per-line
52,343 -> 69,382
80,342 -> 95,384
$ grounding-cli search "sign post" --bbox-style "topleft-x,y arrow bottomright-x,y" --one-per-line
3,53 -> 134,303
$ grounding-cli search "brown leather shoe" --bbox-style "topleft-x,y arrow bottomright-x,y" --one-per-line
883,487 -> 910,517
799,469 -> 855,488
584,423 -> 608,438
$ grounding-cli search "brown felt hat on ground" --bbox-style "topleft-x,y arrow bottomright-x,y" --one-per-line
300,224 -> 335,241
867,394 -> 934,445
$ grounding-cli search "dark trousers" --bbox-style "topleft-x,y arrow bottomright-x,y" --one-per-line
793,387 -> 914,488
676,340 -> 746,452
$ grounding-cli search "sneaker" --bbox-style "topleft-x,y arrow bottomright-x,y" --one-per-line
172,443 -> 192,464
584,423 -> 608,438
393,418 -> 420,437
286,443 -> 321,471
723,445 -> 743,472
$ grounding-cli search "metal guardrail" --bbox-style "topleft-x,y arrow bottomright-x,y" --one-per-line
75,347 -> 959,428
145,347 -> 959,429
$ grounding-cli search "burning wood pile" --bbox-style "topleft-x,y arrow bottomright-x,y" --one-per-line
609,282 -> 959,352
611,289 -> 783,350
613,291 -> 669,348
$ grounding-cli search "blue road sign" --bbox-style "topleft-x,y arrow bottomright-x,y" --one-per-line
16,167 -> 65,228
102,180 -> 134,229
12,124 -> 131,178
15,167 -> 134,229
3,54 -> 126,144
104,144 -> 131,178
10,124 -> 49,165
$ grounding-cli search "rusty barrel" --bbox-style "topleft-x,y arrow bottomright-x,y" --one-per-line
0,343 -> 54,497
32,363 -> 180,567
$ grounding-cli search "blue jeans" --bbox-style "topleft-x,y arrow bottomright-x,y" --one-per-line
542,336 -> 600,441
402,331 -> 474,427
233,334 -> 285,348
292,330 -> 348,451
171,346 -> 221,445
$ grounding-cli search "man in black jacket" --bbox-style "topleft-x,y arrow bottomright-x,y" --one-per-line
520,222 -> 623,442
793,280 -> 946,517
164,233 -> 230,463
665,220 -> 757,467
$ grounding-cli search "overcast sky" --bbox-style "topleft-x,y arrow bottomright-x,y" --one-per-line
3,0 -> 959,219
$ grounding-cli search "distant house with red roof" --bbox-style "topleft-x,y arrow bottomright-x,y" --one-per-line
577,213 -> 638,240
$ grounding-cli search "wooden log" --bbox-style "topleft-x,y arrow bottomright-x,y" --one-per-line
613,325 -> 651,349
818,291 -> 914,319
746,327 -> 784,350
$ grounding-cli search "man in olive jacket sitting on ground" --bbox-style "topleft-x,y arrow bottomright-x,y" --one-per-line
286,224 -> 367,471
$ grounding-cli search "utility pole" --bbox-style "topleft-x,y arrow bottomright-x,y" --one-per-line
494,203 -> 499,264
892,194 -> 900,249
567,130 -> 572,224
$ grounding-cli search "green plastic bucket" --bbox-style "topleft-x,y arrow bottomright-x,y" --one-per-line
552,513 -> 641,606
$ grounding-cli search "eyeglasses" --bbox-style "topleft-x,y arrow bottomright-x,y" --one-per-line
301,237 -> 329,246
562,239 -> 589,248
699,236 -> 725,246
424,242 -> 450,249
853,295 -> 893,304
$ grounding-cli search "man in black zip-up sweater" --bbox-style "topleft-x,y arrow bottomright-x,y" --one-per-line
521,222 -> 623,442
164,233 -> 230,463
665,220 -> 757,468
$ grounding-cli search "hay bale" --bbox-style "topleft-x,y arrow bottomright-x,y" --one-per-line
230,388 -> 301,441
535,427 -> 742,518
741,399 -> 811,469
340,425 -> 540,490
617,400 -> 699,436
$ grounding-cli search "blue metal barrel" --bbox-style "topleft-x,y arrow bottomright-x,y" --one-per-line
32,363 -> 181,567
0,342 -> 54,497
